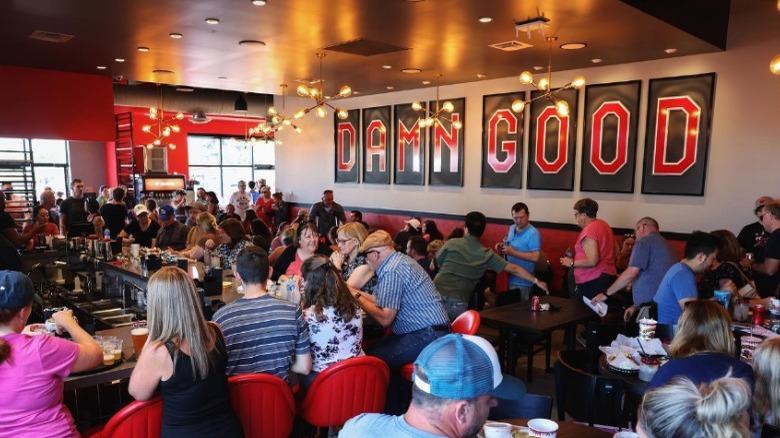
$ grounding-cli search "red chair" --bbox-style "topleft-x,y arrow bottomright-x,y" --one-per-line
84,396 -> 163,438
400,310 -> 482,380
228,373 -> 296,438
298,356 -> 390,435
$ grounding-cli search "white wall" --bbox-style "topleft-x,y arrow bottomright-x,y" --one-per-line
69,141 -> 107,193
275,2 -> 780,234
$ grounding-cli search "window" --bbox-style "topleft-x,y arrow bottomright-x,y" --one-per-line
0,137 -> 70,199
188,135 -> 275,203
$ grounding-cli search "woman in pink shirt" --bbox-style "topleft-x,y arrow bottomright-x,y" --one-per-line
0,271 -> 102,437
560,198 -> 617,300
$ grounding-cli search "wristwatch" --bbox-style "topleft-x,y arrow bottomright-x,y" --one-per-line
570,260 -> 575,268
354,292 -> 362,300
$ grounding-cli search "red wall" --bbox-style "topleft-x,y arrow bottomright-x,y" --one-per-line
0,66 -> 115,141
113,105 -> 265,179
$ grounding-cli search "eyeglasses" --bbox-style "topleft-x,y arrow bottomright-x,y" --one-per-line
336,238 -> 353,245
759,211 -> 773,221
364,249 -> 380,257
623,233 -> 635,239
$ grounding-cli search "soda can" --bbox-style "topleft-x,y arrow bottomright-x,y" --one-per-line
753,304 -> 766,326
531,296 -> 541,311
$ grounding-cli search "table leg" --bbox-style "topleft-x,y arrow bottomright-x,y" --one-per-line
507,328 -> 517,376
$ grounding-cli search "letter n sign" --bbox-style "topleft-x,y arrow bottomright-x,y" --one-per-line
642,73 -> 715,196
334,109 -> 359,183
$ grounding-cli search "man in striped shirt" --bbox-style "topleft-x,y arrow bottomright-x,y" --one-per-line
212,246 -> 312,381
350,230 -> 450,413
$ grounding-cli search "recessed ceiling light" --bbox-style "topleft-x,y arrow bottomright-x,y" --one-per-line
238,40 -> 266,46
251,0 -> 266,5
114,58 -> 125,62
478,16 -> 493,23
401,68 -> 421,74
176,87 -> 194,92
665,48 -> 677,54
382,65 -> 393,70
169,33 -> 183,39
591,58 -> 603,64
533,65 -> 544,71
476,73 -> 486,78
386,86 -> 395,90
560,42 -> 587,50
218,76 -> 227,80
152,69 -> 174,74
205,18 -> 220,25
353,90 -> 361,95
137,46 -> 150,52
422,80 -> 431,85
97,65 -> 107,70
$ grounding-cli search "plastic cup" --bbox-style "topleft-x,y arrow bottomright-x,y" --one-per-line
638,318 -> 657,340
101,338 -> 117,366
483,422 -> 512,438
713,290 -> 731,310
110,337 -> 123,360
528,418 -> 558,438
131,321 -> 149,359
740,335 -> 762,362
130,243 -> 141,258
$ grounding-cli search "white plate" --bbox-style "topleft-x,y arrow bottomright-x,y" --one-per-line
479,425 -> 529,438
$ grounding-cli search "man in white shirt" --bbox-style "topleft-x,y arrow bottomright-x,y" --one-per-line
228,180 -> 252,220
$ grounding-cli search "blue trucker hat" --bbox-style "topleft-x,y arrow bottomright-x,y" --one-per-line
0,270 -> 41,309
412,334 -> 525,400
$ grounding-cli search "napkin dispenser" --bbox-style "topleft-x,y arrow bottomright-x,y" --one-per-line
203,267 -> 223,296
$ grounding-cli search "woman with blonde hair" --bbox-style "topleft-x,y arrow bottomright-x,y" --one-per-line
637,375 -> 752,438
331,221 -> 377,294
298,255 -> 363,391
128,267 -> 241,437
752,337 -> 780,430
179,211 -> 219,261
648,300 -> 753,390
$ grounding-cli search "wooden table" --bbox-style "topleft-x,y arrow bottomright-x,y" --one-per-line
480,296 -> 597,379
64,326 -> 136,391
502,418 -> 614,437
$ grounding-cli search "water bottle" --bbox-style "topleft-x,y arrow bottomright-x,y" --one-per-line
103,228 -> 111,241
565,247 -> 574,258
286,277 -> 297,304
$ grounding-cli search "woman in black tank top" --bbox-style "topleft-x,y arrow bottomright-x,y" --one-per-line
128,267 -> 242,437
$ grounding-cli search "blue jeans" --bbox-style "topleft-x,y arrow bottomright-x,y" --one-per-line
441,295 -> 468,323
368,325 -> 450,414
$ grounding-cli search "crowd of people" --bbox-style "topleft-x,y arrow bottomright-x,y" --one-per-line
1,173 -> 779,436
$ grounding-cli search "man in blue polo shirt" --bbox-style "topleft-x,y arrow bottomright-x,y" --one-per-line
654,231 -> 719,325
496,202 -> 542,302
350,230 -> 450,414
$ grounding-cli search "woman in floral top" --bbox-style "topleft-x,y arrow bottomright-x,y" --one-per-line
207,218 -> 251,269
299,254 -> 363,392
330,222 -> 377,294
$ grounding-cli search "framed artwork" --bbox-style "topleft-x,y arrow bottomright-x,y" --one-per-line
334,109 -> 360,183
428,97 -> 465,186
581,80 -> 641,193
481,92 -> 525,188
393,102 -> 425,185
362,105 -> 391,184
641,73 -> 716,196
526,88 -> 578,191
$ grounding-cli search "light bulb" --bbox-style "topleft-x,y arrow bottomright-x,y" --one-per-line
337,109 -> 349,120
169,144 -> 176,150
268,106 -> 278,116
172,125 -> 181,133
511,100 -> 526,113
316,106 -> 327,118
277,125 -> 284,131
452,120 -> 463,130
142,125 -> 152,133
310,89 -> 320,98
519,71 -> 533,85
272,116 -> 281,124
294,127 -> 302,134
555,100 -> 570,117
571,75 -> 586,88
297,85 -> 309,96
771,54 -> 780,75
175,113 -> 184,120
339,85 -> 352,97
283,118 -> 292,126
294,109 -> 306,119
539,78 -> 549,91
153,139 -> 161,146
442,101 -> 455,113
412,101 -> 423,111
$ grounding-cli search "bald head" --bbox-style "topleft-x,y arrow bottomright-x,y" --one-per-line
635,217 -> 659,239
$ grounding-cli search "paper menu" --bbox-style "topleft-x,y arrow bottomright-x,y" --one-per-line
582,296 -> 607,317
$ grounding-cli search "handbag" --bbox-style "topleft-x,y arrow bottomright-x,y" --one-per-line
725,261 -> 758,299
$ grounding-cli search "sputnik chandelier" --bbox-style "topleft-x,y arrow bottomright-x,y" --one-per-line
510,35 -> 586,118
142,85 -> 184,149
267,84 -> 302,134
412,74 -> 463,129
294,52 -> 352,121
771,1 -> 780,75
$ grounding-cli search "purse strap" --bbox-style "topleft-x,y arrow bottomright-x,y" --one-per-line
724,261 -> 752,285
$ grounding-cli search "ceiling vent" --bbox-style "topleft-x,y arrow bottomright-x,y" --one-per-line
489,40 -> 533,51
324,38 -> 409,57
29,30 -> 75,43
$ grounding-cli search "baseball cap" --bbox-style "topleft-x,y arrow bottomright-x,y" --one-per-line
189,201 -> 206,212
412,334 -> 525,400
133,204 -> 149,217
175,189 -> 187,196
755,196 -> 774,213
158,204 -> 175,220
405,218 -> 422,231
0,270 -> 42,309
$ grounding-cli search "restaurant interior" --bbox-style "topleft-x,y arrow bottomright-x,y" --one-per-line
1,0 -> 780,436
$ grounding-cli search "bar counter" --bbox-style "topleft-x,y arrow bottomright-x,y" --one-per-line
64,326 -> 136,391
